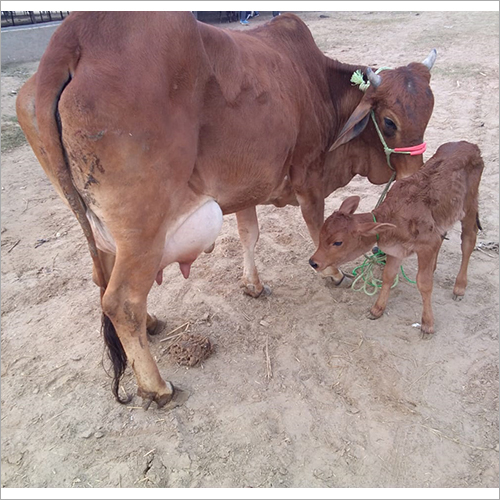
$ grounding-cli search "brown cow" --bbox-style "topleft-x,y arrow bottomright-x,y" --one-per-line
16,12 -> 436,408
309,141 -> 484,336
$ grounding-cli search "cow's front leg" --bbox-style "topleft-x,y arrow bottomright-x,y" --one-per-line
146,313 -> 165,336
236,206 -> 269,298
297,192 -> 352,287
101,251 -> 174,409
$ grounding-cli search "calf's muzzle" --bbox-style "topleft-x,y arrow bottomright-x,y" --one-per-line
309,258 -> 318,269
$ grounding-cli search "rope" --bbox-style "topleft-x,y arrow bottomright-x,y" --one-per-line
350,67 -> 426,173
350,67 -> 393,91
400,264 -> 417,284
351,67 -> 399,206
351,249 -> 398,296
351,212 -> 416,295
351,249 -> 416,295
350,69 -> 370,92
374,171 -> 396,208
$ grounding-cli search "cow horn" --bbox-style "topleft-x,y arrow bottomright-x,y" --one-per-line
367,68 -> 382,89
422,49 -> 437,70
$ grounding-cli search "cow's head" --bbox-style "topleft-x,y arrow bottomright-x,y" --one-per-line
309,196 -> 395,272
330,50 -> 437,180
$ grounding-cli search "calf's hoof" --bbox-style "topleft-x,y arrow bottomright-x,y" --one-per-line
138,381 -> 175,410
420,323 -> 434,338
452,293 -> 464,302
368,307 -> 384,320
420,331 -> 434,340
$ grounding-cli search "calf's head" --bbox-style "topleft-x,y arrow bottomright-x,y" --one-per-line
331,50 -> 437,181
309,196 -> 395,272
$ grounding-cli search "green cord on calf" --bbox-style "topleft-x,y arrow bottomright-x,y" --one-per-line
351,249 -> 398,296
351,248 -> 416,296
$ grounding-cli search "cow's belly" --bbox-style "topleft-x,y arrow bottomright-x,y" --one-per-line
86,200 -> 223,279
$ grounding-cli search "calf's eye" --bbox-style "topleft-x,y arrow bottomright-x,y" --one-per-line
332,241 -> 343,246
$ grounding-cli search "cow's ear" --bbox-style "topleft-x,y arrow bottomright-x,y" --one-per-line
338,196 -> 360,215
356,222 -> 396,237
329,99 -> 372,151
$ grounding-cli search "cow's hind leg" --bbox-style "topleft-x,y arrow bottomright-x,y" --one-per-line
101,250 -> 173,409
92,249 -> 164,336
236,207 -> 270,298
453,210 -> 479,300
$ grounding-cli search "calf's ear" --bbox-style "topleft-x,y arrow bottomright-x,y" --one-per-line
329,98 -> 372,151
356,222 -> 396,237
338,196 -> 360,215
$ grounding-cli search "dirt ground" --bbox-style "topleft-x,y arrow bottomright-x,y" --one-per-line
1,11 -> 499,492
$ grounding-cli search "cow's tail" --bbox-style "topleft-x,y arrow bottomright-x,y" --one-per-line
476,213 -> 483,232
102,316 -> 131,404
34,21 -> 129,404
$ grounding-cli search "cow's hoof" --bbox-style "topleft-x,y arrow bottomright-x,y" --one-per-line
138,382 -> 174,410
241,282 -> 272,298
452,293 -> 464,302
326,272 -> 354,288
146,314 -> 165,336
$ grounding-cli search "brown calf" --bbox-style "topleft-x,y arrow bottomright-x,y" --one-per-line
309,141 -> 484,335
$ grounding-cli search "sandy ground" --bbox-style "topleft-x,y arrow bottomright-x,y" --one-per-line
1,11 -> 499,491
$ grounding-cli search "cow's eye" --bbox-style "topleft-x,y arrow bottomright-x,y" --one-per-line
384,117 -> 397,130
332,241 -> 342,246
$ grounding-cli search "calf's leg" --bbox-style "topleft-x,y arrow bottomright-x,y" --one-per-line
368,255 -> 402,319
416,248 -> 439,336
453,211 -> 479,300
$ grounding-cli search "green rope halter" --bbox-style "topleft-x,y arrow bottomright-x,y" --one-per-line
372,211 -> 379,241
351,67 -> 400,170
351,67 -> 397,209
351,66 -> 426,190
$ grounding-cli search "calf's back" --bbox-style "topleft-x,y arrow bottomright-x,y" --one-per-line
379,141 -> 484,245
